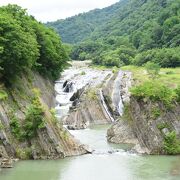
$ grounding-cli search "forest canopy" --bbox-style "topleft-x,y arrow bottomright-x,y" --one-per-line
0,4 -> 68,83
47,0 -> 180,68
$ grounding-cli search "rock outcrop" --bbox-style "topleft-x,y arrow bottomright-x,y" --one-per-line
107,71 -> 137,145
107,120 -> 138,144
0,72 -> 88,167
107,70 -> 180,154
64,89 -> 113,130
129,97 -> 180,154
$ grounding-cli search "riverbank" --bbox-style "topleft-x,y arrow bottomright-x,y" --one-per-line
1,61 -> 180,179
1,125 -> 180,180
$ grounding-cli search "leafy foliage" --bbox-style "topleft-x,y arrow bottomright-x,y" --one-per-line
16,147 -> 32,159
133,47 -> 180,67
0,122 -> 4,130
48,0 -> 180,68
175,86 -> 180,102
0,90 -> 8,100
0,7 -> 39,81
9,89 -> 46,141
130,81 -> 177,107
151,107 -> 161,119
157,123 -> 170,131
33,23 -> 69,79
0,4 -> 68,83
164,131 -> 180,155
145,62 -> 160,79
23,89 -> 45,139
10,116 -> 22,140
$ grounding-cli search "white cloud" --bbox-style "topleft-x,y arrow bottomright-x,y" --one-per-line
0,0 -> 119,22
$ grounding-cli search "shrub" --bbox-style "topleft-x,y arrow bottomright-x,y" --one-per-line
131,81 -> 177,108
10,116 -> 23,140
157,122 -> 170,131
145,62 -> 160,79
175,86 -> 180,102
9,89 -> 47,141
0,90 -> 8,100
80,71 -> 86,75
23,91 -> 45,139
151,107 -> 161,119
87,89 -> 97,100
16,147 -> 32,159
0,122 -> 4,130
50,108 -> 58,125
164,131 -> 180,155
123,103 -> 133,123
166,71 -> 174,75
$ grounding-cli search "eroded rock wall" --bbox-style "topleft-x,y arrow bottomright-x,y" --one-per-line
129,97 -> 180,154
64,90 -> 112,130
107,70 -> 180,154
0,72 -> 88,164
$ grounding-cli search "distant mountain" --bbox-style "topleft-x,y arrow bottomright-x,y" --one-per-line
47,0 -> 180,67
46,0 -> 127,44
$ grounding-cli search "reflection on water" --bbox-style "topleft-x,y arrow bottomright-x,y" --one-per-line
1,125 -> 180,180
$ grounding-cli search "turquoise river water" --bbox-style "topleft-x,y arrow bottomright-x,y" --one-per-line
0,125 -> 180,180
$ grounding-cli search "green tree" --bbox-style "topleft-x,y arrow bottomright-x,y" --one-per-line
0,10 -> 39,82
34,23 -> 68,80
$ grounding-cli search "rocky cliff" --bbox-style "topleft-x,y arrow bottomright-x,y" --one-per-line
107,71 -> 180,154
128,97 -> 180,154
64,88 -> 113,130
0,72 -> 88,167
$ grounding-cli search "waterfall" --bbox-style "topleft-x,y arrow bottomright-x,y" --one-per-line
112,71 -> 124,116
54,62 -> 112,120
99,90 -> 115,122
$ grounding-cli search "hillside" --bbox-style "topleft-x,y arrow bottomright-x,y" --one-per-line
47,0 -> 180,68
46,0 -> 128,44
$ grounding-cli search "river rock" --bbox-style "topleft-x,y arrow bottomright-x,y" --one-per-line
67,122 -> 89,130
131,144 -> 150,154
107,120 -> 138,145
0,158 -> 13,168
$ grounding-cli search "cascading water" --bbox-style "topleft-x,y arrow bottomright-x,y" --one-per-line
99,90 -> 115,122
54,62 -> 112,120
112,71 -> 124,116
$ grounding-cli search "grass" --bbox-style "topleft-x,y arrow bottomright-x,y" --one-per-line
121,66 -> 180,88
91,64 -> 180,88
130,81 -> 177,108
163,131 -> 180,155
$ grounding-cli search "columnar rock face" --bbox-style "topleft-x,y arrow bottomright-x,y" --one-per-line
0,72 -> 88,166
103,71 -> 132,117
106,71 -> 139,146
129,97 -> 180,154
107,71 -> 180,154
65,90 -> 113,130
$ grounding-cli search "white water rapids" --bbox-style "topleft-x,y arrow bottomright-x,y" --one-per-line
54,61 -> 124,121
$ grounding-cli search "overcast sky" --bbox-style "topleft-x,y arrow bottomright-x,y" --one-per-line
0,0 -> 119,22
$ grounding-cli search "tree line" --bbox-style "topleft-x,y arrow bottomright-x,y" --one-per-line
48,0 -> 180,68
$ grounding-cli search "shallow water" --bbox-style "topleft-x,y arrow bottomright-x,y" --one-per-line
1,125 -> 180,180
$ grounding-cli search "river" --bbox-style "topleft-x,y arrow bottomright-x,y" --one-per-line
1,125 -> 180,180
0,61 -> 180,180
